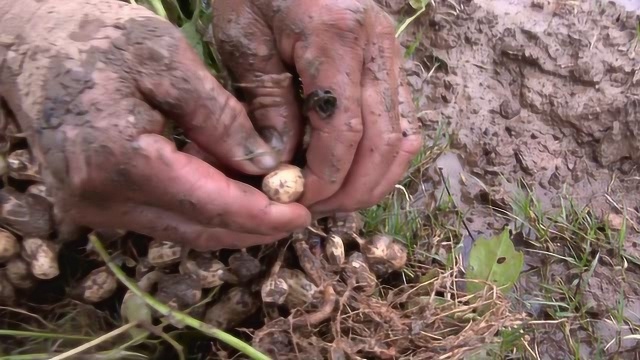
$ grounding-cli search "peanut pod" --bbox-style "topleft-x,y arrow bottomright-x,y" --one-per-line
353,234 -> 407,277
0,187 -> 54,238
21,237 -> 59,280
204,286 -> 260,330
262,164 -> 305,203
75,266 -> 118,303
0,228 -> 19,262
5,257 -> 36,289
147,239 -> 183,267
278,268 -> 319,310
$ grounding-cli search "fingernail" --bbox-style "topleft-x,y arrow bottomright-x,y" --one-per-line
259,127 -> 284,153
251,152 -> 279,170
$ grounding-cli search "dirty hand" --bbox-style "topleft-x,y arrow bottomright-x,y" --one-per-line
213,0 -> 424,215
0,0 -> 311,250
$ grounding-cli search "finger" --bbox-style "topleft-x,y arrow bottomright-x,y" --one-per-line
309,10 -> 403,213
124,133 -> 311,236
212,4 -> 303,163
182,142 -> 236,176
180,101 -> 255,175
182,142 -> 263,189
371,61 -> 422,199
133,35 -> 279,175
288,19 -> 367,207
67,201 -> 287,251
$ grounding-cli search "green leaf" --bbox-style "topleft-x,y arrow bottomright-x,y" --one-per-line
465,229 -> 524,295
409,0 -> 429,10
180,20 -> 205,62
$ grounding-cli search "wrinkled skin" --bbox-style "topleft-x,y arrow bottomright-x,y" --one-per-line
0,0 -> 421,250
213,0 -> 423,214
0,0 -> 310,250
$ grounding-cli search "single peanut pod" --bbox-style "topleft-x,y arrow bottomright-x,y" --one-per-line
278,268 -> 318,310
204,287 -> 260,329
261,276 -> 289,305
324,234 -> 345,266
21,237 -> 59,280
261,164 -> 305,203
326,212 -> 365,242
179,254 -> 236,288
155,273 -> 202,313
147,239 -> 183,267
25,183 -> 54,203
228,250 -> 261,283
77,266 -> 118,303
0,187 -> 54,238
7,149 -> 42,181
354,234 -> 408,277
5,257 -> 35,289
0,228 -> 19,262
341,252 -> 377,296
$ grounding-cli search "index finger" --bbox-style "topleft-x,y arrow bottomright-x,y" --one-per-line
122,134 -> 312,236
290,15 -> 367,207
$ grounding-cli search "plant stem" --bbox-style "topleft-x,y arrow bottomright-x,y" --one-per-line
148,0 -> 167,19
88,234 -> 271,360
49,322 -> 140,360
0,330 -> 91,340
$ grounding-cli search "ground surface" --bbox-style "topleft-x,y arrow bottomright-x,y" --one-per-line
383,0 -> 640,358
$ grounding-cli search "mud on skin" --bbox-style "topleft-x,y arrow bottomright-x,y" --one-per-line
212,0 -> 423,213
0,0 -> 312,249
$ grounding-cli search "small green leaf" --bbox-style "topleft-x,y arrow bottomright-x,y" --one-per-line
409,0 -> 429,10
465,229 -> 524,295
180,20 -> 205,62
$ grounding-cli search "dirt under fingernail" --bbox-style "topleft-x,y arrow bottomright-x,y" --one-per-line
259,128 -> 285,154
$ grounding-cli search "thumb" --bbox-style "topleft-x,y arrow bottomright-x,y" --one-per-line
134,35 -> 280,175
212,2 -> 303,163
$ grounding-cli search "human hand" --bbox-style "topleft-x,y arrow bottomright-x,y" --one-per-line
0,0 -> 311,250
212,0 -> 423,215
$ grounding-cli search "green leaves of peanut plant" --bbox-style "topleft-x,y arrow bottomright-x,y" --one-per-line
465,229 -> 524,295
180,20 -> 205,62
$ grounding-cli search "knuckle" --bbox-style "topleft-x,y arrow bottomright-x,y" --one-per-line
402,133 -> 424,156
334,117 -> 365,136
315,118 -> 364,145
381,131 -> 403,148
316,3 -> 366,37
215,94 -> 247,132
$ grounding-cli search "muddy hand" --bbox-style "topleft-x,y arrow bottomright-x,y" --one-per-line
213,0 -> 424,215
0,0 -> 311,250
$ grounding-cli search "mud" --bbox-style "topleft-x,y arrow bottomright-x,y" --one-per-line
393,0 -> 640,217
375,0 -> 640,358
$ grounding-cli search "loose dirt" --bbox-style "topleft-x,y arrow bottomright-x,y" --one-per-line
380,0 -> 640,358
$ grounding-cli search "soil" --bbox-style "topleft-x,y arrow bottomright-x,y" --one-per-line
377,0 -> 640,358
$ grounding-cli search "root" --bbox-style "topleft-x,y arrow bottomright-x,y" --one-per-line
292,285 -> 336,329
